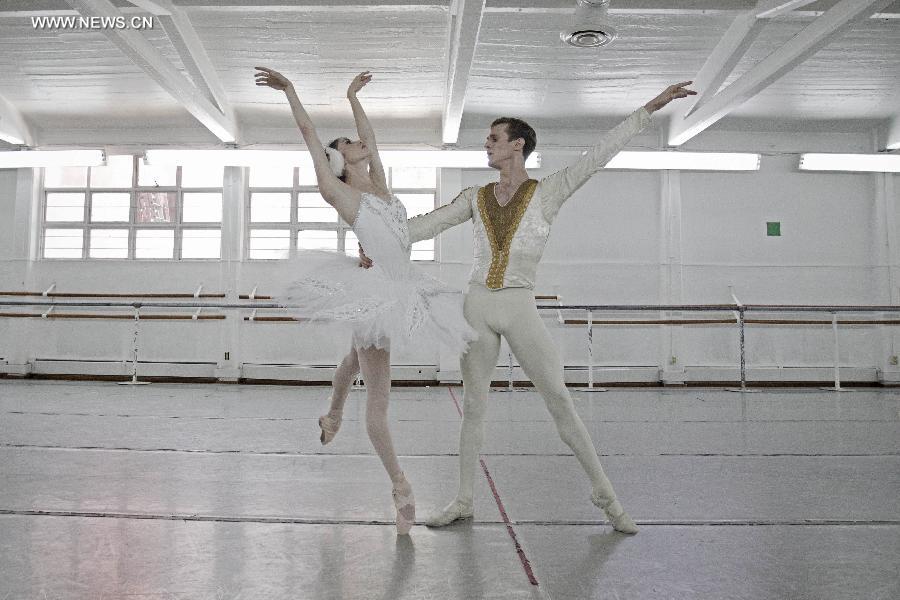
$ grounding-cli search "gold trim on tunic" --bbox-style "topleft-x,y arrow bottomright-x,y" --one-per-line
477,179 -> 538,289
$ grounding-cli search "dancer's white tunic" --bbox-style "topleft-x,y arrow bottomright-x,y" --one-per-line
407,108 -> 651,286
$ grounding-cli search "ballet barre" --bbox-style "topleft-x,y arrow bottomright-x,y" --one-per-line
0,290 -> 227,298
0,287 -> 229,321
0,296 -> 252,384
538,303 -> 900,391
3,297 -> 900,389
0,311 -> 225,320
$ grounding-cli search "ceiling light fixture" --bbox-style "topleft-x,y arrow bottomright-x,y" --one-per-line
144,149 -> 541,169
799,153 -> 900,173
561,0 -> 617,48
604,151 -> 761,171
0,150 -> 106,168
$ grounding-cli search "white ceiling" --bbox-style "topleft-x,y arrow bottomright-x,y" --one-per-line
0,0 -> 898,149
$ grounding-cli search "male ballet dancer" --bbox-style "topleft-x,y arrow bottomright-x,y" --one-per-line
363,81 -> 695,533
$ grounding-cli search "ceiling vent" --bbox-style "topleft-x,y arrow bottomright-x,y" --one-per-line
560,0 -> 617,48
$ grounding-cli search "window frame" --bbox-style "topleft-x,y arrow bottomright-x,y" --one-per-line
246,166 -> 438,261
40,156 -> 224,261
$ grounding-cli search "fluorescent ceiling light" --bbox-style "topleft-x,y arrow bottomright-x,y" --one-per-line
604,151 -> 760,171
381,151 -> 541,169
145,149 -> 541,169
0,133 -> 26,145
145,149 -> 311,168
799,153 -> 900,173
0,150 -> 106,168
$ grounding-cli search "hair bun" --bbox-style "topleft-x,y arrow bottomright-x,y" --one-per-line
324,146 -> 345,177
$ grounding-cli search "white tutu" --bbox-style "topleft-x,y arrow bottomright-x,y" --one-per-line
279,250 -> 476,353
276,193 -> 476,353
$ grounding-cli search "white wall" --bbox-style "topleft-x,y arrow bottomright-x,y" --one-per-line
2,126 -> 899,384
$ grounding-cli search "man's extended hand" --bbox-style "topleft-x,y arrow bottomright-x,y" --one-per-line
643,81 -> 697,114
358,244 -> 373,269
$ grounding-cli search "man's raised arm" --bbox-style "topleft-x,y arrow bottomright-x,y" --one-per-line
540,82 -> 696,221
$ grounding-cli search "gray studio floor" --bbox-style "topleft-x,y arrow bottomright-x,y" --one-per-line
1,380 -> 899,600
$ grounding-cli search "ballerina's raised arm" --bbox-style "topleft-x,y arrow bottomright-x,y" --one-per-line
346,71 -> 389,197
254,66 -> 362,225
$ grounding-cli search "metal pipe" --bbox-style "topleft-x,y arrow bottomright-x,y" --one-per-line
587,310 -> 593,389
739,306 -> 746,391
832,312 -> 841,390
3,299 -> 900,313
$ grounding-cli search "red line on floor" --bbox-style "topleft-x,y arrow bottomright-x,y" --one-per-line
448,387 -> 463,418
447,387 -> 539,587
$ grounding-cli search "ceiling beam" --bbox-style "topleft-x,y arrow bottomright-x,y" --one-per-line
3,1 -> 898,18
678,0 -> 819,119
126,0 -> 173,14
487,0 -> 773,11
0,93 -> 34,146
0,0 -> 447,12
172,0 -> 447,8
668,0 -> 894,146
442,0 -> 486,145
63,0 -> 238,143
679,10 -> 766,119
754,0 -> 818,19
480,0 -> 899,18
127,0 -> 235,121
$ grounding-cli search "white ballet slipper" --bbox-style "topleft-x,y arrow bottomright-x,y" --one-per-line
424,498 -> 474,527
591,492 -> 639,534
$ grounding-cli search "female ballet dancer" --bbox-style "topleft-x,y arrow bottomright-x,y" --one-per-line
254,67 -> 476,535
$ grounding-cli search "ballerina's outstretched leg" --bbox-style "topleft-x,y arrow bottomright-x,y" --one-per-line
319,343 -> 359,444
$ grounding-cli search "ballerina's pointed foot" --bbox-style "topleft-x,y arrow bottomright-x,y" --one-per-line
392,479 -> 416,535
318,410 -> 342,445
424,498 -> 474,527
591,493 -> 639,534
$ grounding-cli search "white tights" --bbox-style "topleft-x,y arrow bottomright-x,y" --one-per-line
328,343 -> 405,483
456,284 -> 618,504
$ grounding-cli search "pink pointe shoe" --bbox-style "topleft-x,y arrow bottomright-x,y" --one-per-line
392,479 -> 416,535
318,411 -> 342,445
